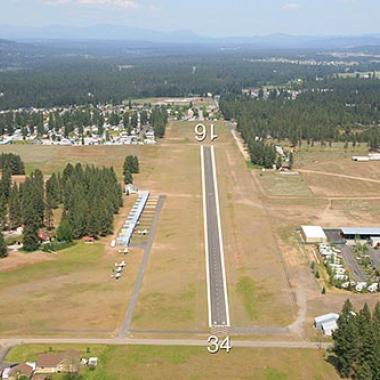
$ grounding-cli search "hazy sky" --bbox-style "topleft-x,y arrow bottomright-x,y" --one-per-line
2,0 -> 379,37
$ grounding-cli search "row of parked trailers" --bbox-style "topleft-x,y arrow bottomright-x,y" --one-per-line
116,191 -> 150,247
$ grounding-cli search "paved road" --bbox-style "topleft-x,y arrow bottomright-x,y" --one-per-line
201,146 -> 230,327
340,245 -> 368,282
369,247 -> 380,271
0,345 -> 11,368
0,338 -> 331,350
117,195 -> 166,337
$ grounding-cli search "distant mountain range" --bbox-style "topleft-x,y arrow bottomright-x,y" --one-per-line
1,24 -> 380,49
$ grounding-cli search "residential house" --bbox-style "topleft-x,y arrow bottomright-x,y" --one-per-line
8,362 -> 34,380
35,350 -> 80,375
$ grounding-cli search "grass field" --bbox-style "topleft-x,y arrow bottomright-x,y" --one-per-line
6,344 -> 339,380
0,241 -> 145,337
258,172 -> 313,197
0,144 -> 149,176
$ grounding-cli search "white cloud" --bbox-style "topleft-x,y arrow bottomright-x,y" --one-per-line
45,0 -> 138,9
280,2 -> 303,12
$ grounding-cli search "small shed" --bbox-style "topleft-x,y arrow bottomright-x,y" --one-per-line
88,357 -> 98,368
301,225 -> 327,244
314,313 -> 339,330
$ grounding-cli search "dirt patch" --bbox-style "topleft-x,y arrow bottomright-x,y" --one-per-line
0,251 -> 54,272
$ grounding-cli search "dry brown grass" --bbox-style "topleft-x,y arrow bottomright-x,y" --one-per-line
215,129 -> 296,327
4,121 -> 380,339
0,241 -> 143,337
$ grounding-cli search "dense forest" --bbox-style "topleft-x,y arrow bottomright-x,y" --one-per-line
332,300 -> 380,379
55,163 -> 123,242
0,50 -> 370,110
220,79 -> 380,167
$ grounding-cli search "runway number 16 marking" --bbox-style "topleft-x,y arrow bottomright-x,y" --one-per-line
195,123 -> 218,143
207,336 -> 232,354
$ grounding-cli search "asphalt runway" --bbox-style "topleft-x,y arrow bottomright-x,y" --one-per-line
201,145 -> 230,327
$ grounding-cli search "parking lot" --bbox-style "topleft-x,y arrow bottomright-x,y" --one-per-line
319,230 -> 380,291
339,245 -> 368,282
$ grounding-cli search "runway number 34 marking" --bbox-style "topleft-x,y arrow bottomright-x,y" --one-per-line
207,336 -> 232,354
195,123 -> 218,143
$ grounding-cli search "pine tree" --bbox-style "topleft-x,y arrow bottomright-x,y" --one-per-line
357,304 -> 375,375
0,168 -> 11,199
44,200 -> 54,230
131,112 -> 138,129
22,180 -> 42,252
333,299 -> 359,378
23,223 -> 40,251
123,155 -> 139,174
99,205 -> 113,236
9,183 -> 22,229
86,208 -> 99,238
133,156 -> 139,173
372,303 -> 380,379
0,231 -> 7,258
68,191 -> 87,239
356,362 -> 373,380
46,173 -> 60,209
0,196 -> 7,230
56,215 -> 73,242
124,171 -> 133,185
123,112 -> 129,130
29,171 -> 45,227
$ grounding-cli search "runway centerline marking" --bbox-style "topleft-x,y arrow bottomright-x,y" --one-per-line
201,145 -> 230,328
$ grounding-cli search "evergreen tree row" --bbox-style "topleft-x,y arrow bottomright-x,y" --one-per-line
151,106 -> 168,138
332,300 -> 380,379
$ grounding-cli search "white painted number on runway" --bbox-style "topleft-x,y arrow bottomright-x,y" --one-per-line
195,124 -> 218,142
207,336 -> 232,354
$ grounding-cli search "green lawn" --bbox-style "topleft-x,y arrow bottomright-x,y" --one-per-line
236,276 -> 257,320
0,243 -> 101,288
6,344 -> 340,380
258,172 -> 313,197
